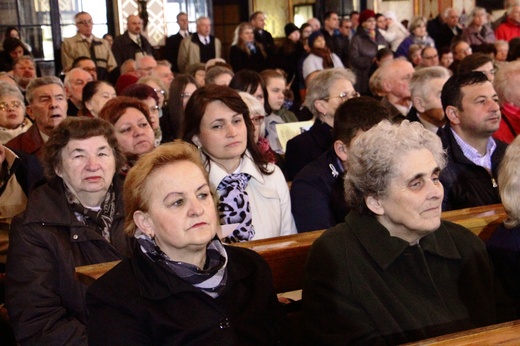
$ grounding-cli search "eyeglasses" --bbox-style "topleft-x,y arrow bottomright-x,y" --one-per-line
323,91 -> 360,102
153,88 -> 165,95
149,105 -> 160,112
76,20 -> 93,25
0,101 -> 23,111
251,115 -> 265,126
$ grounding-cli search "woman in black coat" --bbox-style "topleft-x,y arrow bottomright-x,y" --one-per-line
229,22 -> 267,73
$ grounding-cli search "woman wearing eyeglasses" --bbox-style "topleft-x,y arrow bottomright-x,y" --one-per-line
0,82 -> 32,144
182,84 -> 297,241
285,68 -> 358,181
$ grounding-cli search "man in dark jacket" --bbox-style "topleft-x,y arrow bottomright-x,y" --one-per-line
250,11 -> 275,56
164,12 -> 190,73
439,71 -> 506,211
112,15 -> 154,67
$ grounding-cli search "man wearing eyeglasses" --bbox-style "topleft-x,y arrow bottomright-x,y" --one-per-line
6,77 -> 68,161
63,68 -> 93,116
61,11 -> 117,81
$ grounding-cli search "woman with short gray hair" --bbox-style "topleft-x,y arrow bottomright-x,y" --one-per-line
0,81 -> 31,143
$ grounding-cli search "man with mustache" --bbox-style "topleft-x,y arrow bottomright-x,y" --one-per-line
439,71 -> 506,211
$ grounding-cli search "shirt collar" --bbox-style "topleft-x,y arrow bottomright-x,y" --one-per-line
450,128 -> 496,171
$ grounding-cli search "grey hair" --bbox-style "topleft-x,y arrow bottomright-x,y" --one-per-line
0,81 -> 25,105
466,7 -> 487,27
498,135 -> 520,227
344,120 -> 446,214
196,16 -> 210,26
304,68 -> 356,116
156,60 -> 172,69
239,91 -> 266,137
64,67 -> 89,88
138,75 -> 168,99
494,60 -> 520,105
410,66 -> 450,99
26,76 -> 64,104
120,59 -> 136,74
442,7 -> 455,18
408,16 -> 428,33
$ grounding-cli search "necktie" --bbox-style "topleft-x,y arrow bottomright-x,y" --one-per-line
136,35 -> 142,49
87,39 -> 97,62
205,37 -> 209,45
217,173 -> 255,243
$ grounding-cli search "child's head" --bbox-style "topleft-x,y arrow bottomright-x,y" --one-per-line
259,69 -> 286,112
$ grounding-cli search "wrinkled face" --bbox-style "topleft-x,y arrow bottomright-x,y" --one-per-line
421,47 -> 439,67
57,136 -> 116,207
251,13 -> 265,30
474,61 -> 496,83
9,46 -> 24,61
27,84 -> 68,136
153,65 -> 174,89
452,82 -> 501,139
182,83 -> 197,109
376,16 -> 387,30
240,27 -> 254,44
312,35 -> 326,49
265,77 -> 285,111
113,107 -> 155,157
320,78 -> 356,116
197,18 -> 211,37
138,57 -> 158,77
510,6 -> 520,24
495,44 -> 508,62
127,15 -> 142,35
75,13 -> 93,37
446,9 -> 459,28
122,61 -> 139,77
440,52 -> 454,68
178,14 -> 189,31
371,148 -> 443,242
453,41 -> 472,60
12,59 -> 36,88
388,61 -> 415,99
325,13 -> 339,30
85,83 -> 116,117
66,69 -> 93,105
136,161 -> 217,261
362,17 -> 376,30
76,59 -> 97,80
142,97 -> 160,130
193,100 -> 247,171
414,77 -> 448,121
413,22 -> 427,38
0,95 -> 25,129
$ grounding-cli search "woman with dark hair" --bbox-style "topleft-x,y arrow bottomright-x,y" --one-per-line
98,96 -> 155,174
229,69 -> 266,107
121,83 -> 162,145
6,117 -> 133,345
302,31 -> 343,79
167,74 -> 198,140
229,22 -> 267,73
0,37 -> 30,73
86,141 -> 288,344
182,84 -> 297,241
80,80 -> 116,117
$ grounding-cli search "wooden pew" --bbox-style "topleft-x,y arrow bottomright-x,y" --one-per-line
404,319 -> 520,345
76,203 -> 506,294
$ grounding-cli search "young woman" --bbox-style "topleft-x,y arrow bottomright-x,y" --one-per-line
229,22 -> 267,73
182,85 -> 297,241
302,31 -> 344,79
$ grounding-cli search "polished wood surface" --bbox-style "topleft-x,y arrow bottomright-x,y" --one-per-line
404,319 -> 520,345
76,204 -> 506,293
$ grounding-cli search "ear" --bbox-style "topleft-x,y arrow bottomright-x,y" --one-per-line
333,140 -> 348,162
191,134 -> 201,148
413,96 -> 425,113
444,105 -> 460,125
64,85 -> 71,97
382,79 -> 392,93
84,100 -> 93,112
26,105 -> 34,121
314,99 -> 327,115
54,166 -> 62,178
133,211 -> 155,238
365,195 -> 385,216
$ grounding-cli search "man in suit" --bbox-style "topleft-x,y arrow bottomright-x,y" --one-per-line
433,8 -> 463,50
250,11 -> 275,56
177,16 -> 221,73
112,15 -> 154,67
165,12 -> 190,73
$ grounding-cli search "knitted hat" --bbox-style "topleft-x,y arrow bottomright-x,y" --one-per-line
307,31 -> 323,48
284,23 -> 299,37
359,9 -> 376,25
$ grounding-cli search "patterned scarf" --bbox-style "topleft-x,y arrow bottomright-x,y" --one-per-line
135,229 -> 228,298
310,47 -> 334,69
65,183 -> 116,242
217,173 -> 255,243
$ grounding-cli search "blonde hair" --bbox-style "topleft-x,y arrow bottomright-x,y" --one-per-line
498,136 -> 520,228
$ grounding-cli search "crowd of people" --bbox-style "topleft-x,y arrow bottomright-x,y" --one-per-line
2,1 -> 520,344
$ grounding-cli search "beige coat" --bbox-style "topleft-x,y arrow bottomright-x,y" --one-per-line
61,33 -> 117,73
177,35 -> 222,72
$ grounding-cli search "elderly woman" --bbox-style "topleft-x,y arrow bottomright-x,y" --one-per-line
303,120 -> 499,344
493,60 -> 520,143
121,83 -> 162,145
6,117 -> 133,345
229,22 -> 267,73
395,16 -> 435,58
86,141 -> 287,344
0,82 -> 32,143
98,96 -> 155,174
182,85 -> 296,241
285,68 -> 358,180
80,80 -> 116,118
487,136 -> 520,315
167,74 -> 198,140
462,7 -> 496,49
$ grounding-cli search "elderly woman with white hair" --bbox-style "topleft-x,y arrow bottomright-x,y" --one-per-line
303,120 -> 499,344
0,82 -> 32,144
492,60 -> 520,143
384,11 -> 409,51
395,16 -> 435,58
462,7 -> 496,49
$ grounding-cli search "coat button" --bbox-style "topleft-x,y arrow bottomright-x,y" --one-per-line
72,234 -> 78,240
219,318 -> 230,329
